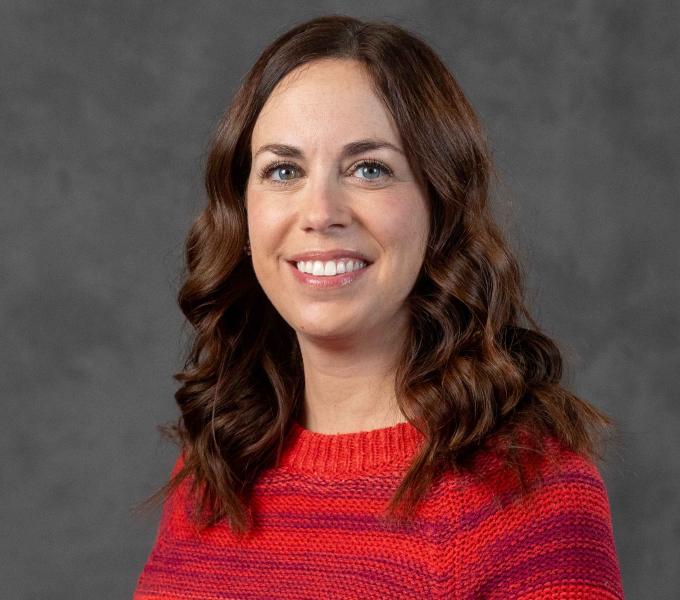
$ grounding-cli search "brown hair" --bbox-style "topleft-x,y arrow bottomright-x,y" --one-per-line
158,15 -> 613,534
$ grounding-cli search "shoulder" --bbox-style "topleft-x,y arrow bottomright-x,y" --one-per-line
452,432 -> 615,515
149,450 -> 201,540
433,435 -> 624,599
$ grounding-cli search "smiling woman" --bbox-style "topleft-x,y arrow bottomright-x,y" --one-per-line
246,59 -> 429,379
135,15 -> 624,599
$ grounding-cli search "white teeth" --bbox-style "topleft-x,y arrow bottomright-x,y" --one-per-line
294,258 -> 367,276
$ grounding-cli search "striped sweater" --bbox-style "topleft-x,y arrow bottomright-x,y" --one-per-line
135,419 -> 624,599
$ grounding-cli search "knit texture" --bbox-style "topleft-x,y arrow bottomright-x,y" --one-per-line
135,420 -> 624,599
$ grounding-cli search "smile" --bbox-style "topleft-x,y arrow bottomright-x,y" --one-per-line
287,259 -> 370,288
295,259 -> 367,276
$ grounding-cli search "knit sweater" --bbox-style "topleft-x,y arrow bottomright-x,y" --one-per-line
134,420 -> 624,599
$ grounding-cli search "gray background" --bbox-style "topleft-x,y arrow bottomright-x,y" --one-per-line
2,1 -> 678,598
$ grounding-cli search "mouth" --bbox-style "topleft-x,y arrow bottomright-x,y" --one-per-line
286,257 -> 371,288
290,257 -> 369,277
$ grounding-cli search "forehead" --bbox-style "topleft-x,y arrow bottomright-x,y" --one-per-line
251,59 -> 401,149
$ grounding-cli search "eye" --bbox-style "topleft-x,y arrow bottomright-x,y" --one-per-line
350,159 -> 393,182
259,161 -> 301,184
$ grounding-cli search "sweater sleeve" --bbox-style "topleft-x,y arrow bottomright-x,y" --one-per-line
439,441 -> 624,599
134,452 -> 191,600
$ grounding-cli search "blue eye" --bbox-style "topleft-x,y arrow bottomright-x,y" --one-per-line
358,164 -> 382,179
266,164 -> 298,182
257,161 -> 301,185
352,160 -> 392,181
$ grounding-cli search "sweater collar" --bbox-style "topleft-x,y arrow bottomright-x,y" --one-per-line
277,419 -> 426,477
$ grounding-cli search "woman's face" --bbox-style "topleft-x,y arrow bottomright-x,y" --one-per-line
245,58 -> 429,345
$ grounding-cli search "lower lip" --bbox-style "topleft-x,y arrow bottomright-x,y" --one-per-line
288,262 -> 370,289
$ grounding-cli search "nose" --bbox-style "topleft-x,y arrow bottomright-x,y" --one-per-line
298,174 -> 352,233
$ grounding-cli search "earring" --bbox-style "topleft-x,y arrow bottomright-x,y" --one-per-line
244,240 -> 251,256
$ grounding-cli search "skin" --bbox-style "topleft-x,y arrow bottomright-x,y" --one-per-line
245,58 -> 429,434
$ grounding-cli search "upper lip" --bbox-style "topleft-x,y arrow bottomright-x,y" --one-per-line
288,249 -> 372,263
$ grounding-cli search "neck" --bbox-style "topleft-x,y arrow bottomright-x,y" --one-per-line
295,316 -> 410,435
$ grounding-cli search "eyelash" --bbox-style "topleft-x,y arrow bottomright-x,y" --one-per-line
257,158 -> 393,186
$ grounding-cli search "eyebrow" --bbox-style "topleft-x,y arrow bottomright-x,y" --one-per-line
252,138 -> 405,161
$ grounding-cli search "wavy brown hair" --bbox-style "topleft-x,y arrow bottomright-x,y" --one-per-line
157,15 -> 613,534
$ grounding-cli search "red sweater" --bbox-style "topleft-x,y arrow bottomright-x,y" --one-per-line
135,420 -> 624,599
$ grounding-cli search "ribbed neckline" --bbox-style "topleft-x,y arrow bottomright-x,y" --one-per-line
278,419 -> 426,477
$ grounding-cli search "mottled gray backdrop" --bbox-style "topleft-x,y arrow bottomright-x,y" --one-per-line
2,1 -> 678,598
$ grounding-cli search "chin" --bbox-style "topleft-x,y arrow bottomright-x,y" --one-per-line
295,323 -> 354,339
292,317 -> 363,342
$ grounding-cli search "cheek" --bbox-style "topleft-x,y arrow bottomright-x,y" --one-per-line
246,192 -> 286,249
374,189 -> 429,265
246,194 -> 279,287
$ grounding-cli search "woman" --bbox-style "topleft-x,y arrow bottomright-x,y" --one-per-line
135,15 -> 624,599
